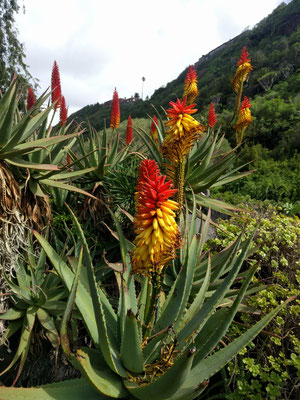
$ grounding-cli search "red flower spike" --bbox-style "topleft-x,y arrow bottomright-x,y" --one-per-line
151,115 -> 158,133
208,102 -> 217,128
238,47 -> 251,66
51,61 -> 62,109
126,115 -> 133,145
27,87 -> 35,111
67,154 -> 71,165
183,65 -> 199,104
110,88 -> 120,129
131,159 -> 180,275
60,96 -> 68,126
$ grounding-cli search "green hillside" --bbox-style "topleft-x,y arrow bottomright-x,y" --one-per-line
69,0 -> 300,152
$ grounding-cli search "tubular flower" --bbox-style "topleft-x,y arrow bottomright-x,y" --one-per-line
60,96 -> 68,126
27,87 -> 35,111
135,159 -> 160,210
126,115 -> 133,145
161,98 -> 204,164
110,88 -> 120,129
150,115 -> 159,143
231,47 -> 253,94
131,160 -> 180,276
51,61 -> 62,109
183,65 -> 199,105
234,96 -> 253,144
208,102 -> 217,128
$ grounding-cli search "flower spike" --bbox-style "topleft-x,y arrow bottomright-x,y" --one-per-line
231,46 -> 253,94
27,87 -> 35,111
110,88 -> 120,129
150,115 -> 159,143
161,98 -> 204,164
60,96 -> 68,126
183,65 -> 199,105
51,61 -> 62,109
131,159 -> 180,276
208,102 -> 217,128
126,115 -> 133,145
234,96 -> 253,144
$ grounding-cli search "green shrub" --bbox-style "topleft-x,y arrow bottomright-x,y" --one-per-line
204,208 -> 300,400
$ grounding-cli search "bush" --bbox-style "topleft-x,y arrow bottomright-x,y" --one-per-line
204,207 -> 300,400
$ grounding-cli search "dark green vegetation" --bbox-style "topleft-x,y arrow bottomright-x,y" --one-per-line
203,206 -> 300,400
0,1 -> 35,91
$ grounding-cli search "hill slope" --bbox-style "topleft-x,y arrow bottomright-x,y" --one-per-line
69,0 -> 300,154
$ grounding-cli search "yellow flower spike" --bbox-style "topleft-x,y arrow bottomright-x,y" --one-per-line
131,159 -> 181,276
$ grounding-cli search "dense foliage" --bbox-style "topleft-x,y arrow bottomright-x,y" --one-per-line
204,207 -> 300,400
0,0 -> 34,91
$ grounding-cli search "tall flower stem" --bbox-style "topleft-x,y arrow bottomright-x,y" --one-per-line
174,158 -> 185,214
143,272 -> 162,338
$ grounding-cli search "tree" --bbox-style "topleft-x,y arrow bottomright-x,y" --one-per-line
0,0 -> 34,91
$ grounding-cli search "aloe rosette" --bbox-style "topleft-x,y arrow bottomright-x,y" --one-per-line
0,184 -> 292,399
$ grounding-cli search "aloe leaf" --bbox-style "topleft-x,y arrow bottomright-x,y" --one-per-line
155,236 -> 197,333
106,207 -> 137,339
0,306 -> 36,381
71,347 -> 127,398
45,166 -> 97,180
0,82 -> 18,147
5,158 -> 60,170
176,233 -> 252,350
0,81 -> 17,137
133,126 -> 163,165
60,247 -> 83,355
39,179 -> 97,199
107,131 -> 119,165
193,264 -> 258,365
36,308 -> 60,348
171,297 -> 294,400
120,309 -> 144,373
65,205 -> 126,377
33,231 -> 98,346
3,106 -> 51,151
186,134 -> 218,182
178,255 -> 211,330
0,308 -> 25,320
29,179 -> 47,197
0,378 -> 109,399
137,276 -> 149,325
125,347 -> 196,400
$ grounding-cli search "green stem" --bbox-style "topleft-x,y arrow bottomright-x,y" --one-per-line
143,272 -> 162,339
174,157 -> 185,214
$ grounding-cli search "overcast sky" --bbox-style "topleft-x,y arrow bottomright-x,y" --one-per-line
16,0 -> 284,117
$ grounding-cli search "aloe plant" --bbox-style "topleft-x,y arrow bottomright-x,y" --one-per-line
0,201 -> 290,399
0,236 -> 69,384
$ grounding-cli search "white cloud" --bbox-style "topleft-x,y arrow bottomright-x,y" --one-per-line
16,0 -> 283,114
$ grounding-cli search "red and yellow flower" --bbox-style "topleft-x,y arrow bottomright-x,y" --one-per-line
231,47 -> 253,94
110,88 -> 120,129
131,160 -> 180,275
234,96 -> 253,144
161,98 -> 204,164
183,65 -> 199,105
